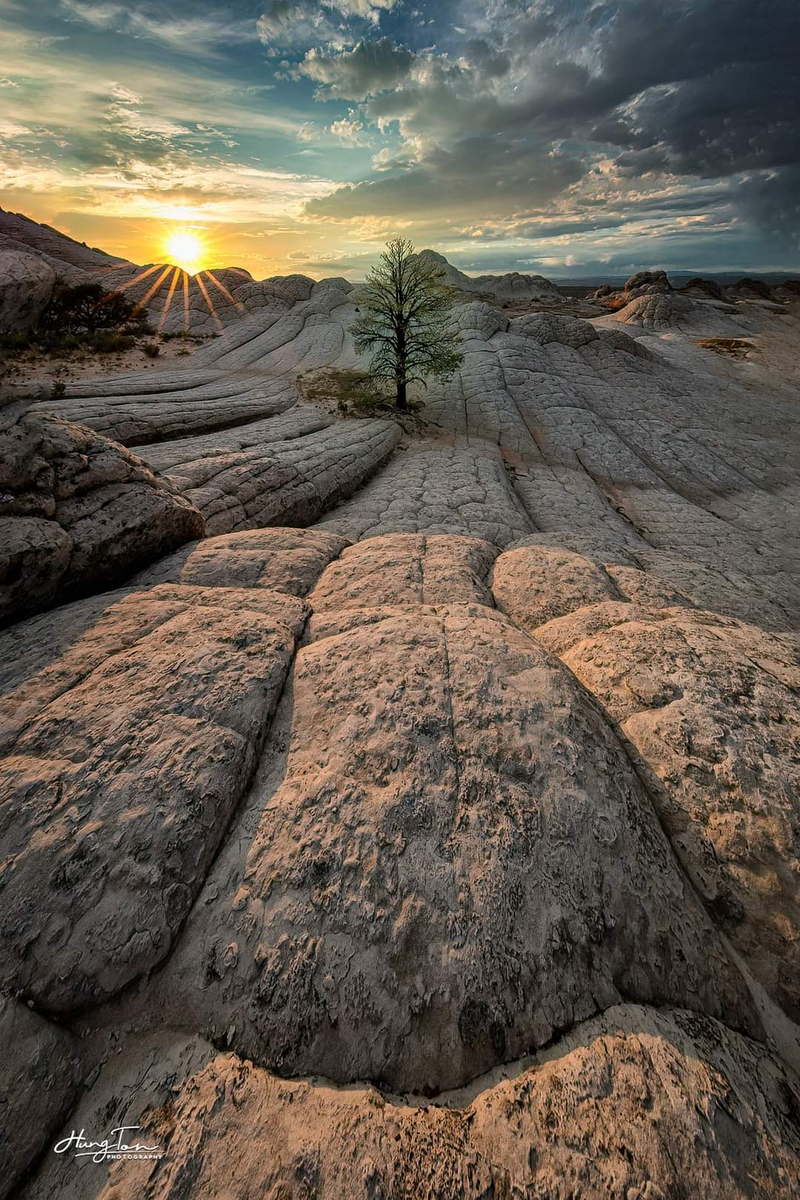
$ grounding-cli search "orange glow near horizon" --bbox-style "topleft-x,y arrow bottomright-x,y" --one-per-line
163,228 -> 207,275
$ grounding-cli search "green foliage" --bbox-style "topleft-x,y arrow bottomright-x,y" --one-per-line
0,327 -> 135,358
51,380 -> 66,399
39,282 -> 139,335
351,237 -> 464,409
142,341 -> 160,358
296,368 -> 387,416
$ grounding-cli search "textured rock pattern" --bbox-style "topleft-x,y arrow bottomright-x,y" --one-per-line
319,442 -> 533,547
0,583 -> 304,1012
132,526 -> 350,596
21,1009 -> 800,1200
493,544 -> 800,1025
0,996 -> 83,1200
159,419 -> 401,536
141,598 -> 759,1093
1,243 -> 799,1196
0,399 -> 204,625
0,246 -> 56,333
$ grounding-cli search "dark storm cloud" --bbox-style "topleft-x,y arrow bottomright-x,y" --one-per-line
304,0 -> 799,244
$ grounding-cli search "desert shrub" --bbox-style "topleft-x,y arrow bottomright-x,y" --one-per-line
0,332 -> 35,353
51,380 -> 66,399
296,368 -> 388,415
39,282 -> 137,335
142,341 -> 160,358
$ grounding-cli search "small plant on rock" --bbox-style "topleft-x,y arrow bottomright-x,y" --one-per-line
296,368 -> 387,416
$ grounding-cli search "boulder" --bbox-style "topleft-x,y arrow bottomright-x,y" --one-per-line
0,582 -> 306,1012
0,398 -> 204,624
0,247 -> 57,333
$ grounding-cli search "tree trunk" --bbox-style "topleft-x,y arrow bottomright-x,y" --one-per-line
396,325 -> 408,410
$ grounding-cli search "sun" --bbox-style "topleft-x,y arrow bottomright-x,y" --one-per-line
164,228 -> 206,275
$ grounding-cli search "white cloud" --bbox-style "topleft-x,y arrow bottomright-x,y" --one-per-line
329,114 -> 367,144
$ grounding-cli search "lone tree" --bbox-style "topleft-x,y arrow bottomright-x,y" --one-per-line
351,237 -> 464,410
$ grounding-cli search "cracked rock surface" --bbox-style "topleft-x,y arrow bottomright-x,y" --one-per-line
2,272 -> 799,1196
0,397 -> 204,625
21,1007 -> 800,1200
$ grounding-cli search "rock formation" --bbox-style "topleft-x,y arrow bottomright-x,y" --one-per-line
413,248 -> 562,301
0,247 -> 57,333
1,225 -> 799,1198
0,396 -> 204,625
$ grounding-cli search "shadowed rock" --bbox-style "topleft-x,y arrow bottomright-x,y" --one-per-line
0,399 -> 204,625
0,996 -> 83,1200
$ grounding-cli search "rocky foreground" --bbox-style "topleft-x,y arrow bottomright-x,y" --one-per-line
1,239 -> 799,1198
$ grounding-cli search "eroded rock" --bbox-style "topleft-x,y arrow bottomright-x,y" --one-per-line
0,996 -> 82,1200
132,526 -> 350,596
0,247 -> 56,333
0,400 -> 204,624
153,604 -> 759,1092
21,1007 -> 800,1200
0,583 -> 305,1012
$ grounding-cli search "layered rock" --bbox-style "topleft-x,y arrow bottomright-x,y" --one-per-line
151,418 -> 401,536
0,398 -> 204,625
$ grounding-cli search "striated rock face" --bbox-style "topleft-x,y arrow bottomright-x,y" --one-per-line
0,246 -> 57,332
146,418 -> 402,537
0,398 -> 204,625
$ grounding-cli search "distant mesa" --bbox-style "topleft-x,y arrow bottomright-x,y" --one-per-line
412,247 -> 561,302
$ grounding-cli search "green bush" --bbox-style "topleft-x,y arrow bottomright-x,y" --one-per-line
39,282 -> 137,335
296,369 -> 388,416
142,341 -> 160,358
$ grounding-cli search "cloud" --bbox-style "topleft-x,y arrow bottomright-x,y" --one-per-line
257,0 -> 397,51
298,38 -> 413,98
329,114 -> 368,144
60,1 -> 258,56
307,133 -> 585,220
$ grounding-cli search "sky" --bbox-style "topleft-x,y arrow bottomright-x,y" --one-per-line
0,0 -> 797,279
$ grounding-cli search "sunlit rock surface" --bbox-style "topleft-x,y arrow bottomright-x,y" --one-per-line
1,241 -> 799,1195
